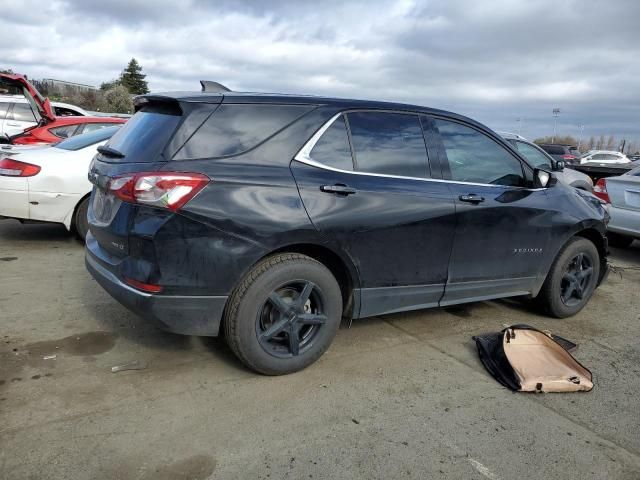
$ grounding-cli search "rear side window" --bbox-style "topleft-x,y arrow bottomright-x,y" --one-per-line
309,116 -> 353,170
176,104 -> 313,159
347,111 -> 429,178
104,104 -> 182,163
50,124 -> 80,138
434,119 -> 524,186
10,103 -> 36,122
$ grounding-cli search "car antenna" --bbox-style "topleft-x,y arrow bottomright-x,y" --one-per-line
200,80 -> 231,93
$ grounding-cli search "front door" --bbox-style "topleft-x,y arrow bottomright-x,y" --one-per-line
291,111 -> 456,318
429,117 -> 553,305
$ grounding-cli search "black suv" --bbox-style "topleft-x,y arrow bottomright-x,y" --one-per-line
539,144 -> 581,164
86,85 -> 609,374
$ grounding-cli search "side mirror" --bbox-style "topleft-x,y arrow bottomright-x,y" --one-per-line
534,168 -> 556,188
554,160 -> 565,171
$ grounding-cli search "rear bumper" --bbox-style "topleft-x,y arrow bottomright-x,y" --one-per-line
85,234 -> 227,336
608,206 -> 640,239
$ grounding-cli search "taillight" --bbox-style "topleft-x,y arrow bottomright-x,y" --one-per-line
0,158 -> 41,177
593,178 -> 610,203
108,172 -> 210,212
562,154 -> 577,160
11,133 -> 43,145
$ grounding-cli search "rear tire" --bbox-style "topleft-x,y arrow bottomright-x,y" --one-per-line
536,237 -> 600,318
607,232 -> 634,248
73,197 -> 90,242
223,253 -> 342,375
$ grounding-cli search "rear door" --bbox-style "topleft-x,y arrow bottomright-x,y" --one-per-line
291,110 -> 456,317
429,117 -> 553,304
5,103 -> 38,137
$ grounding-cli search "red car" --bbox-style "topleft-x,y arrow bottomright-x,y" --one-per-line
0,73 -> 126,145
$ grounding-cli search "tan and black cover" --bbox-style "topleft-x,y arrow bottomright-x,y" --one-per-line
473,325 -> 593,393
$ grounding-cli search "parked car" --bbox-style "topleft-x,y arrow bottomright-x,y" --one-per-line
579,150 -> 631,165
539,144 -> 581,164
0,73 -> 126,144
593,165 -> 640,248
0,126 -> 120,239
52,101 -> 89,117
500,133 -> 592,191
85,85 -> 609,375
0,95 -> 90,135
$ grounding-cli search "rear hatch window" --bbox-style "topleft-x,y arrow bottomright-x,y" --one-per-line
99,103 -> 182,163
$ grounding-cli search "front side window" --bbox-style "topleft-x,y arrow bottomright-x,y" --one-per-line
434,119 -> 524,186
10,103 -> 36,122
516,141 -> 552,169
50,124 -> 80,138
309,115 -> 353,170
346,111 -> 429,178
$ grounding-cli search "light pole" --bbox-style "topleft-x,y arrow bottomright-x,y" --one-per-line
516,117 -> 525,136
577,124 -> 585,151
552,108 -> 561,142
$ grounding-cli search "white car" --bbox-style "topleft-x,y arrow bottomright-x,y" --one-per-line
580,150 -> 631,165
0,95 -> 90,138
0,126 -> 120,239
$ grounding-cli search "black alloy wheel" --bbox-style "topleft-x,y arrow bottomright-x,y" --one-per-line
256,281 -> 327,358
560,252 -> 594,307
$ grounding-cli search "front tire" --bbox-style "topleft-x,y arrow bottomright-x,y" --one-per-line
73,197 -> 90,242
536,237 -> 600,318
223,253 -> 343,375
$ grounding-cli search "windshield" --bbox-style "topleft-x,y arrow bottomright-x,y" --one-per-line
55,125 -> 121,151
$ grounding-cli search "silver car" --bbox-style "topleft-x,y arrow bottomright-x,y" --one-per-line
500,133 -> 593,191
595,165 -> 640,247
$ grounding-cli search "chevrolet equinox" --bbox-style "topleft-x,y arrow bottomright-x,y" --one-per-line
86,83 -> 609,374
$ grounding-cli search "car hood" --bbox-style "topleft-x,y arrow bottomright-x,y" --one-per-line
0,73 -> 56,123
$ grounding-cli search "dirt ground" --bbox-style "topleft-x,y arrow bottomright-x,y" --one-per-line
1,220 -> 639,480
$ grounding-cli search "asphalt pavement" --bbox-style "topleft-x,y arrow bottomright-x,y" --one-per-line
1,219 -> 639,479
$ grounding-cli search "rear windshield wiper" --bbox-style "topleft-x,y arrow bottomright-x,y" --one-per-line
97,146 -> 125,158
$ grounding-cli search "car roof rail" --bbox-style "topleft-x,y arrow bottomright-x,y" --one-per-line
200,80 -> 231,93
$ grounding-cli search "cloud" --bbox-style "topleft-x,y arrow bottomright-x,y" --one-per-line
1,0 -> 638,142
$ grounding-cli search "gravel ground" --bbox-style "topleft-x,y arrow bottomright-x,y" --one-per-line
1,220 -> 639,480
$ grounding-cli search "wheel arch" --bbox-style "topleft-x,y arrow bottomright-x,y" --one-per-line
67,192 -> 91,232
574,227 -> 608,284
251,243 -> 360,318
534,225 -> 608,297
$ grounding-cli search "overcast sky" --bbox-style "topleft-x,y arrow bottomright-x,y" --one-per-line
2,0 -> 638,143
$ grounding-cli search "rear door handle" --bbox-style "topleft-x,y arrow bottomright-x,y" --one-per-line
320,184 -> 357,195
459,194 -> 485,204
6,122 -> 20,127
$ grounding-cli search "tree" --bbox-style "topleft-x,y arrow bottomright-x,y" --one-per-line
100,79 -> 120,91
0,68 -> 14,74
97,85 -> 134,114
605,135 -> 615,150
119,58 -> 149,95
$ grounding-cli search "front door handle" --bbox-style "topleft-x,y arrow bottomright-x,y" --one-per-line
320,184 -> 357,195
6,122 -> 20,127
459,194 -> 485,204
